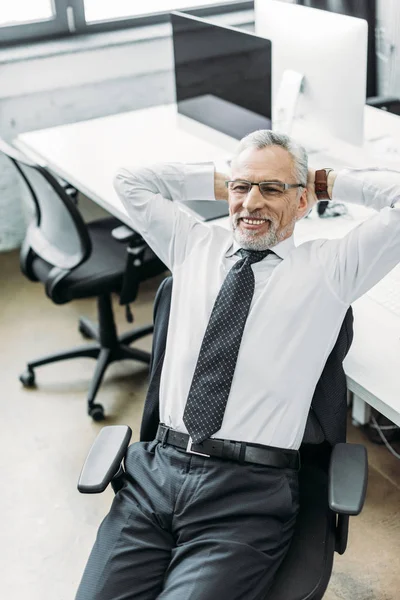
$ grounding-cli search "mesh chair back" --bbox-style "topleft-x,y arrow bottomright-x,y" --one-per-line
140,276 -> 354,447
0,139 -> 91,270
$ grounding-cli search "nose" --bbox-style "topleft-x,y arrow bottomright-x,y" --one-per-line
242,185 -> 265,212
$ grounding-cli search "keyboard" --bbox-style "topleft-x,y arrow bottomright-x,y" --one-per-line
366,265 -> 400,317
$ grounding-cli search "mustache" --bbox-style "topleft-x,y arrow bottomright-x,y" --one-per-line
233,211 -> 275,223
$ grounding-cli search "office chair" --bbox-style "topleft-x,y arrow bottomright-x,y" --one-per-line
0,139 -> 167,420
78,276 -> 368,600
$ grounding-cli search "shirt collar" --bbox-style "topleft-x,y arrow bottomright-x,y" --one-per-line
225,235 -> 295,260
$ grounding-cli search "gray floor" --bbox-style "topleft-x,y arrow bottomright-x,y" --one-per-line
2,248 -> 400,600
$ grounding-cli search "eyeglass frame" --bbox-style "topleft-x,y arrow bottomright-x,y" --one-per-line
225,179 -> 306,198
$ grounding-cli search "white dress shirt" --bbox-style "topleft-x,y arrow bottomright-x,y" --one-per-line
114,164 -> 400,450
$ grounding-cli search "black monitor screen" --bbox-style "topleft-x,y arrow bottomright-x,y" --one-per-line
171,12 -> 272,140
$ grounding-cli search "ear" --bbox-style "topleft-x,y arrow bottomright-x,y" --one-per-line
296,188 -> 309,220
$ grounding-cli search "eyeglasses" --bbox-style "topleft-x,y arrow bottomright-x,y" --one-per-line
225,179 -> 305,199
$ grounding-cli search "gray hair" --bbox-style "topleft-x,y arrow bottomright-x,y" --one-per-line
232,130 -> 308,187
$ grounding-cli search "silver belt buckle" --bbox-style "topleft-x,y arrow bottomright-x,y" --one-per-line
186,436 -> 210,458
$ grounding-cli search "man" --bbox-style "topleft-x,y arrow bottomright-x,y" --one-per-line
76,130 -> 400,599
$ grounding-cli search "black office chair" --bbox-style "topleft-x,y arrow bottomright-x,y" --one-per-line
78,276 -> 368,600
0,139 -> 167,420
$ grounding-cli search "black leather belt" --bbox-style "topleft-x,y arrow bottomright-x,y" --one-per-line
156,424 -> 300,470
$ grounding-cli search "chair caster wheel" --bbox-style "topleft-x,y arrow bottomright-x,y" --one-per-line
19,369 -> 35,388
89,404 -> 105,421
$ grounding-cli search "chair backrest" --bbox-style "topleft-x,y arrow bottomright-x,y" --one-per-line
140,276 -> 354,448
0,139 -> 91,272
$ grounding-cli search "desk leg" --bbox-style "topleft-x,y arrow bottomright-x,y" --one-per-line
352,394 -> 371,427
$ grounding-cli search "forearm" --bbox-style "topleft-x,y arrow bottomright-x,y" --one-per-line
114,162 -> 216,223
332,168 -> 400,210
113,162 -> 216,269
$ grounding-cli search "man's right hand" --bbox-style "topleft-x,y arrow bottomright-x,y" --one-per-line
214,171 -> 230,201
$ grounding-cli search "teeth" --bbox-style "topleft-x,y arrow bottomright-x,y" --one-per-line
242,218 -> 265,225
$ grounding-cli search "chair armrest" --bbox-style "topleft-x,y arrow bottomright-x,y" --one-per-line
328,442 -> 368,515
111,226 -> 148,310
112,224 -> 143,245
78,425 -> 132,494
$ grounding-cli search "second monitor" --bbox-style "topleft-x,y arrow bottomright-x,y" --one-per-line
255,0 -> 368,147
171,11 -> 272,141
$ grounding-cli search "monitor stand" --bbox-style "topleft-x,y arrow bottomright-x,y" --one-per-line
274,71 -> 332,155
273,70 -> 304,136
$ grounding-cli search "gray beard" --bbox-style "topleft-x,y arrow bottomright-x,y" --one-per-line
231,217 -> 296,251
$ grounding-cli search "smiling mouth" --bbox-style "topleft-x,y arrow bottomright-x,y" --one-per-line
239,217 -> 270,229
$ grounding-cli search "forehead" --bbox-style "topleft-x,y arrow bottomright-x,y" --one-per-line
231,145 -> 294,181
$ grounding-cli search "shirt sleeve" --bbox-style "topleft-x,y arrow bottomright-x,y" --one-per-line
113,162 -> 216,271
315,168 -> 400,304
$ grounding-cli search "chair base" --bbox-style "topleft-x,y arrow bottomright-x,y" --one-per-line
19,294 -> 153,420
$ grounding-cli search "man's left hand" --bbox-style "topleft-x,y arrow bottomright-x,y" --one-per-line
306,168 -> 338,212
306,168 -> 319,212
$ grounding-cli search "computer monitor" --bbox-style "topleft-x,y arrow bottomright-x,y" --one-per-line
254,0 -> 368,147
171,11 -> 272,141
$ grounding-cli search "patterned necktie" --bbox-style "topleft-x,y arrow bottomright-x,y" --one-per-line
183,248 -> 273,443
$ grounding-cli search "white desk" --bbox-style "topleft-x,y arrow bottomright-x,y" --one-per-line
294,211 -> 400,428
16,105 -> 237,227
15,103 -> 400,428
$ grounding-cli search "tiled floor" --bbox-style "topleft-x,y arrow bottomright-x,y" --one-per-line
2,248 -> 400,600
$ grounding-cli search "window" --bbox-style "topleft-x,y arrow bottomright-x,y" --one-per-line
0,0 -> 252,46
84,1 -> 238,24
0,0 -> 54,26
0,0 -> 69,45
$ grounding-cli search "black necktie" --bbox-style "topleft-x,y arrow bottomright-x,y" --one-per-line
183,248 -> 273,443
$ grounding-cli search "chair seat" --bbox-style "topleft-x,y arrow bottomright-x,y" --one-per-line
31,217 -> 161,303
268,465 -> 335,600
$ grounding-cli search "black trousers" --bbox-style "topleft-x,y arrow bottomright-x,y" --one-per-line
75,440 -> 299,600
